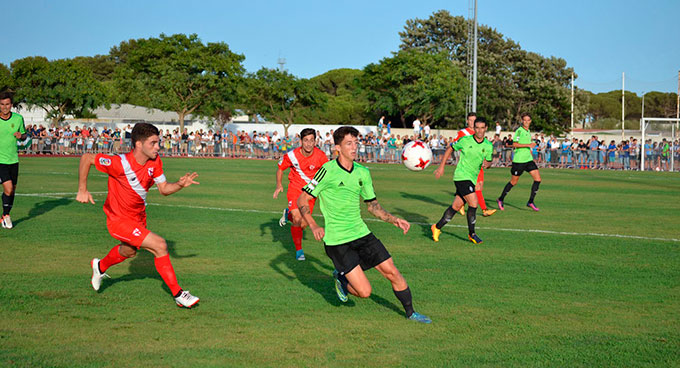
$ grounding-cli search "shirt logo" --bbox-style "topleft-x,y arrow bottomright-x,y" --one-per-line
358,179 -> 363,186
339,181 -> 345,187
309,165 -> 315,170
99,157 -> 111,166
132,228 -> 142,237
148,168 -> 154,177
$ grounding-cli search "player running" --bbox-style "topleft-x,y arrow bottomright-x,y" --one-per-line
452,112 -> 496,217
297,126 -> 431,323
432,118 -> 493,244
497,113 -> 542,211
273,128 -> 328,261
77,123 -> 201,308
0,91 -> 27,229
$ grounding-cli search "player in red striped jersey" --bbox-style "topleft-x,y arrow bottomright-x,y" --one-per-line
273,128 -> 328,261
76,123 -> 201,308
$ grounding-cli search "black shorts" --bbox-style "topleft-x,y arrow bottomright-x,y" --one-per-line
511,161 -> 538,176
0,163 -> 19,185
324,233 -> 391,275
454,180 -> 476,197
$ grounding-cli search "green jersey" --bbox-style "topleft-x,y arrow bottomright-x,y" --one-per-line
303,159 -> 376,245
512,127 -> 533,163
0,113 -> 26,164
452,135 -> 492,182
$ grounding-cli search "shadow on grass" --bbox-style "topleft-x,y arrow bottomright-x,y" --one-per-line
98,240 -> 195,296
399,192 -> 451,208
13,197 -> 71,227
391,207 -> 433,242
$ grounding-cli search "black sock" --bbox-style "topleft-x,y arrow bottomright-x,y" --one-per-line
435,206 -> 456,229
2,193 -> 10,216
338,273 -> 349,293
467,206 -> 477,235
529,181 -> 541,203
499,182 -> 514,201
393,287 -> 414,317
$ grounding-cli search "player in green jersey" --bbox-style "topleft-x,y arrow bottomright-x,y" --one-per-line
432,118 -> 492,244
497,113 -> 542,211
0,91 -> 27,229
297,126 -> 431,323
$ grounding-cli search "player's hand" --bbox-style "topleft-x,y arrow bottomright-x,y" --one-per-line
394,218 -> 410,234
76,190 -> 95,204
178,172 -> 199,188
273,185 -> 284,199
529,142 -> 537,148
310,225 -> 325,241
434,166 -> 444,179
13,132 -> 22,139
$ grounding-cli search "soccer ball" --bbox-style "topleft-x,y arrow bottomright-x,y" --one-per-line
401,140 -> 433,171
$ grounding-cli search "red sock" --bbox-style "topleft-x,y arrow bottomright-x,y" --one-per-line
99,245 -> 128,272
476,190 -> 487,210
154,254 -> 182,296
291,226 -> 303,251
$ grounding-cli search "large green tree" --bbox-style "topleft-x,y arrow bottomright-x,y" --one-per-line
305,68 -> 372,125
0,63 -> 11,92
112,33 -> 245,132
11,56 -> 106,124
359,49 -> 467,128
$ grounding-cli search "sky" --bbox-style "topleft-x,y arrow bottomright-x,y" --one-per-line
3,0 -> 679,95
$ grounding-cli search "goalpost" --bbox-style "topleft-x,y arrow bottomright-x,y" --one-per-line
640,117 -> 680,171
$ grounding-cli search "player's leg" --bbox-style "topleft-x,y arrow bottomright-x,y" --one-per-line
343,265 -> 372,298
1,163 -> 18,229
498,164 -> 522,210
431,194 -> 465,242
374,258 -> 430,323
461,184 -> 482,243
286,190 -> 310,260
526,164 -> 542,211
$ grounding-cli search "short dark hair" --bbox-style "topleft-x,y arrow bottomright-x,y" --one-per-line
0,91 -> 14,103
467,112 -> 476,118
521,113 -> 531,119
131,123 -> 159,148
474,117 -> 487,126
333,126 -> 359,145
300,128 -> 316,140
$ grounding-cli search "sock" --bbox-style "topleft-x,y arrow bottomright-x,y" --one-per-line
99,245 -> 128,272
467,206 -> 477,235
291,226 -> 303,251
2,193 -> 11,216
475,190 -> 487,210
499,182 -> 514,201
154,254 -> 182,297
529,181 -> 541,203
338,273 -> 349,294
435,206 -> 456,229
393,287 -> 415,318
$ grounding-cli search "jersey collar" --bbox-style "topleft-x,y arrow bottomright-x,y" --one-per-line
335,158 -> 354,173
0,112 -> 13,121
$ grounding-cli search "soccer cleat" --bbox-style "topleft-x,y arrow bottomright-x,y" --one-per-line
468,233 -> 483,244
278,208 -> 289,227
482,209 -> 497,217
458,206 -> 465,216
1,215 -> 12,229
431,224 -> 441,242
175,290 -> 200,308
496,199 -> 504,211
296,249 -> 306,261
90,258 -> 110,291
527,203 -> 540,212
332,270 -> 348,303
408,312 -> 432,324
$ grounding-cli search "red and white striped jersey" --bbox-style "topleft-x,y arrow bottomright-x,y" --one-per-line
277,147 -> 328,192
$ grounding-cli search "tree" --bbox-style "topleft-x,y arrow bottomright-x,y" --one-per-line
0,63 -> 11,92
243,68 -> 325,136
112,33 -> 245,132
11,56 -> 107,124
358,49 -> 467,128
306,68 -> 372,125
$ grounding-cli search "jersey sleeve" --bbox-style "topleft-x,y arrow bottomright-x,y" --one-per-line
485,142 -> 493,161
360,169 -> 376,202
513,129 -> 521,142
453,136 -> 467,151
277,152 -> 292,170
94,153 -> 120,175
302,165 -> 328,198
18,115 -> 26,135
153,157 -> 166,183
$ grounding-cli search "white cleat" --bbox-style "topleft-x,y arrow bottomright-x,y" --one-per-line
175,290 -> 200,308
1,215 -> 12,229
278,208 -> 289,227
91,258 -> 110,291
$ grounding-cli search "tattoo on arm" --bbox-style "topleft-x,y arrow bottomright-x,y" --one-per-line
299,204 -> 310,217
366,200 -> 397,224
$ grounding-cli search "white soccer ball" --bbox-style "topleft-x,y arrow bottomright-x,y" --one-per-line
401,140 -> 433,171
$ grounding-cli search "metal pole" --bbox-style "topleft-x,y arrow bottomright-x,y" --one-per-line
621,72 -> 625,141
641,118 -> 645,171
472,0 -> 478,112
571,72 -> 574,135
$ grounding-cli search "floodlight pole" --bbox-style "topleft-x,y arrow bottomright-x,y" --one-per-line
570,72 -> 574,135
472,0 -> 478,112
621,72 -> 625,141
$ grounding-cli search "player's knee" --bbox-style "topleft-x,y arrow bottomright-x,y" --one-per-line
356,286 -> 372,298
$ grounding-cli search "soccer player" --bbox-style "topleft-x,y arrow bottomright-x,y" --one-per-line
452,112 -> 496,217
0,91 -> 27,229
296,126 -> 431,323
273,128 -> 328,261
76,123 -> 201,308
432,118 -> 493,244
497,113 -> 542,211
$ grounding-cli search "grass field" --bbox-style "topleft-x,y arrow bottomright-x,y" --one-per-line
1,157 -> 679,367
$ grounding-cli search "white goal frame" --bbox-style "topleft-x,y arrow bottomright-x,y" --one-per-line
640,117 -> 680,171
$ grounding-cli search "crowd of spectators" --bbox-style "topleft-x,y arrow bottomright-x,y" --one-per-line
19,123 -> 680,172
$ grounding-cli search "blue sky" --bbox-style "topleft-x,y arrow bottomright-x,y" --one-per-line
3,0 -> 679,94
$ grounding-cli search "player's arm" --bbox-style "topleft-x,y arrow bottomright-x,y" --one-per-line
365,199 -> 410,234
156,173 -> 199,196
76,153 -> 96,204
297,191 -> 324,240
434,145 -> 454,179
273,168 -> 285,198
482,159 -> 492,170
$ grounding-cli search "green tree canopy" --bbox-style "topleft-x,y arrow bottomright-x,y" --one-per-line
305,68 -> 372,125
0,63 -> 12,92
112,33 -> 245,132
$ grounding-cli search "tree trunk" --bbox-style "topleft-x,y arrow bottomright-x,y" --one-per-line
178,111 -> 186,133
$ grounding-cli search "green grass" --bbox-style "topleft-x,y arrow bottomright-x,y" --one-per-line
1,157 -> 679,367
